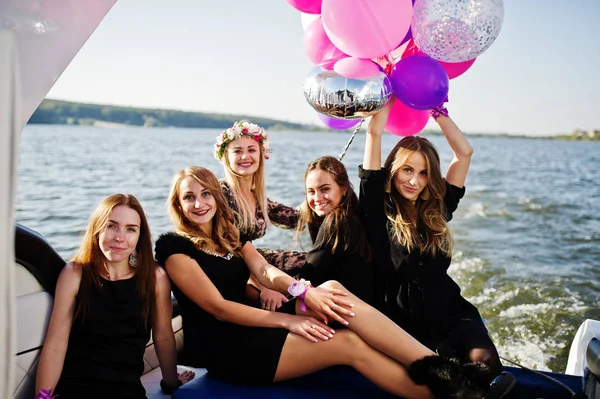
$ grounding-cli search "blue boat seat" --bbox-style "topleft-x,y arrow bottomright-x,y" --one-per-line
172,366 -> 584,399
172,366 -> 396,399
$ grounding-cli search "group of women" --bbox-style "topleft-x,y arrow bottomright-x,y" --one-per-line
34,99 -> 512,399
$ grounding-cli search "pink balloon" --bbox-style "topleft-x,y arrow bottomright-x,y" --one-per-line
438,58 -> 476,80
385,99 -> 430,136
322,0 -> 413,59
334,57 -> 380,79
286,0 -> 322,14
402,40 -> 476,79
303,17 -> 347,65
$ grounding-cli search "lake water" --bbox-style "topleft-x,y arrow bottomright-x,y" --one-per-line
16,124 -> 600,372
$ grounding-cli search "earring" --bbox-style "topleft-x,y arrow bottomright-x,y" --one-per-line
129,251 -> 138,268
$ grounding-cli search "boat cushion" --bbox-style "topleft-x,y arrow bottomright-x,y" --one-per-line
172,366 -> 397,399
15,224 -> 65,296
172,365 -> 584,399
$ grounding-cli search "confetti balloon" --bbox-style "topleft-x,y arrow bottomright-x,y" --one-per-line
412,0 -> 504,63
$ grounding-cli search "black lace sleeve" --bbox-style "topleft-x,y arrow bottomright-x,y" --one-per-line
155,232 -> 197,266
219,179 -> 239,212
267,199 -> 299,229
443,181 -> 466,222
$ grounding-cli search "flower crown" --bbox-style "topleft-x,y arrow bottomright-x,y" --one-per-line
213,120 -> 271,161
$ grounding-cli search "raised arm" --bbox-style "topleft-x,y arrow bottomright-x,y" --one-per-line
435,113 -> 473,188
363,97 -> 396,170
35,263 -> 80,394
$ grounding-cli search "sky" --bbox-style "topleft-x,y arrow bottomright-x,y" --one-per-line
46,0 -> 600,136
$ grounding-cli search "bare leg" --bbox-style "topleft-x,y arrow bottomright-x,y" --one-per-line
298,280 -> 434,366
275,330 -> 432,399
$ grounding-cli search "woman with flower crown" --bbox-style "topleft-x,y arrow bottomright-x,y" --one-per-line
35,194 -> 194,399
154,166 -> 497,399
213,120 -> 307,312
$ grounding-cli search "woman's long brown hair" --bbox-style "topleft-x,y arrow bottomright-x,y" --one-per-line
167,166 -> 242,255
72,194 -> 156,327
296,156 -> 370,262
383,136 -> 453,256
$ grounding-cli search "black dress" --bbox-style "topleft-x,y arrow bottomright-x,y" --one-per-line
359,166 -> 490,353
54,275 -> 150,399
299,216 -> 373,304
155,233 -> 292,385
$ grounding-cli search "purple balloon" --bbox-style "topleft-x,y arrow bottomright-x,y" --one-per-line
390,55 -> 449,110
317,114 -> 361,130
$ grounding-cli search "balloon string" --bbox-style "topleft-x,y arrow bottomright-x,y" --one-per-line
338,118 -> 365,161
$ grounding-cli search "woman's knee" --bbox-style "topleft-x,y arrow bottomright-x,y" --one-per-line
334,330 -> 369,363
319,280 -> 347,292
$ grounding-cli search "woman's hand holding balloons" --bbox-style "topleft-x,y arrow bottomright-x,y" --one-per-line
368,96 -> 396,138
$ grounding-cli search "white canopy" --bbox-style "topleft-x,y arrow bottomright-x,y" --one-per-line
0,1 -> 116,395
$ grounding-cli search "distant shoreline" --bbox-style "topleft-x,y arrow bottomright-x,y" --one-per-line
28,99 -> 599,141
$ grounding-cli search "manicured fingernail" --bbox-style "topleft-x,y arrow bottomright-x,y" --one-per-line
343,320 -> 349,325
323,336 -> 329,340
349,312 -> 355,317
313,339 -> 318,343
349,303 -> 355,307
328,333 -> 334,338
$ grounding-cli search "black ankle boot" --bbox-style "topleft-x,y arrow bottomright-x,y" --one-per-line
407,356 -> 495,399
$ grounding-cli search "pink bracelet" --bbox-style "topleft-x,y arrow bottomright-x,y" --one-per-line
34,389 -> 56,399
288,279 -> 312,311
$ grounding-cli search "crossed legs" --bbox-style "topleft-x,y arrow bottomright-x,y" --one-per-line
275,330 -> 432,399
274,280 -> 438,398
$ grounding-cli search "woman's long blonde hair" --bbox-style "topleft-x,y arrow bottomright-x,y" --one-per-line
384,136 -> 453,257
167,166 -> 242,255
72,194 -> 156,327
221,128 -> 270,232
